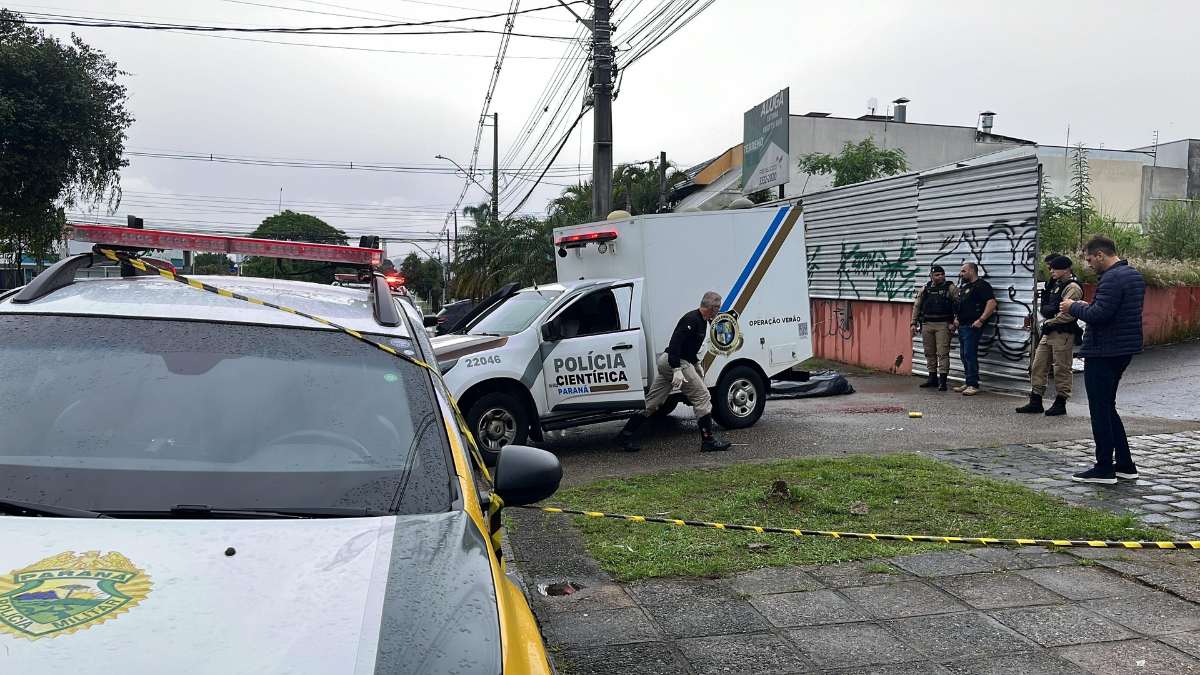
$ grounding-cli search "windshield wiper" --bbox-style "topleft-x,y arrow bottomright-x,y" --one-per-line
0,498 -> 109,519
99,505 -> 390,519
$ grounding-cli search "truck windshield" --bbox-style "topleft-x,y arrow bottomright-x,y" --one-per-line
468,290 -> 563,336
0,314 -> 452,515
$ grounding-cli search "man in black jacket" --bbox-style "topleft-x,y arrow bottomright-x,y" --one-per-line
617,291 -> 732,453
1061,236 -> 1146,484
1016,255 -> 1083,416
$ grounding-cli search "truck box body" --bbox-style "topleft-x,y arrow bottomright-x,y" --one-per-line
554,205 -> 812,383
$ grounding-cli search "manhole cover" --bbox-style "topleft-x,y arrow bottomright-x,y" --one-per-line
538,581 -> 585,597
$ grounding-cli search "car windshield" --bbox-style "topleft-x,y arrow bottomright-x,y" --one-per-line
0,315 -> 453,515
468,289 -> 563,336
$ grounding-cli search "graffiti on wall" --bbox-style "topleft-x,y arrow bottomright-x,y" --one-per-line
815,298 -> 853,341
926,217 -> 1038,364
835,238 -> 918,301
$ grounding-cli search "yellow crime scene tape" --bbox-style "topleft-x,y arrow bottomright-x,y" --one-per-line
516,505 -> 1200,550
100,249 -> 1200,553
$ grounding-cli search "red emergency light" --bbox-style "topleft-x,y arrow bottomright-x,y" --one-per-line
553,230 -> 619,248
69,223 -> 383,267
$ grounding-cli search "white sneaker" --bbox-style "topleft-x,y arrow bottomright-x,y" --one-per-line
961,386 -> 979,396
952,384 -> 968,393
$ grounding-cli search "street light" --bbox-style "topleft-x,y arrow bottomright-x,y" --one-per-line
393,239 -> 448,308
435,154 -> 492,197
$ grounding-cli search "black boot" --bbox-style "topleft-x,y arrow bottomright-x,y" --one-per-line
919,373 -> 938,388
1044,395 -> 1068,417
1015,392 -> 1044,414
618,414 -> 647,452
698,414 -> 731,452
937,374 -> 948,391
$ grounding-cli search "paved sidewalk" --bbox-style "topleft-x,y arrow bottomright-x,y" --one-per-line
930,431 -> 1200,538
507,505 -> 1200,674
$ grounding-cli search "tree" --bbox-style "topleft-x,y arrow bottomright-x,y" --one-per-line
797,137 -> 908,187
193,252 -> 233,275
452,203 -> 554,299
399,252 -> 445,309
1065,142 -> 1093,249
240,210 -> 348,284
0,10 -> 133,272
547,160 -> 685,228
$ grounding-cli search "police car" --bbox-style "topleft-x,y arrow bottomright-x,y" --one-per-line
0,224 -> 560,674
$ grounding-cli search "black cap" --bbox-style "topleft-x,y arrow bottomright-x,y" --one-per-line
1048,255 -> 1073,271
930,265 -> 945,274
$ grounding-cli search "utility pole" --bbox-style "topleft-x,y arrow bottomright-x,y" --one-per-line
591,0 -> 613,219
658,151 -> 667,212
452,210 -> 459,265
492,112 -> 500,224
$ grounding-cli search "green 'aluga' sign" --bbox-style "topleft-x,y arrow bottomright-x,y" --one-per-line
742,88 -> 790,195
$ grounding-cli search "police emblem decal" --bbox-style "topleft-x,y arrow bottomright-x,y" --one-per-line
0,550 -> 152,640
708,310 -> 744,356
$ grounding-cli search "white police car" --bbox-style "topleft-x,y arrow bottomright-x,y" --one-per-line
0,225 -> 559,673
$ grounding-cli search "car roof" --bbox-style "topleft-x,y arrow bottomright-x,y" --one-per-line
516,279 -> 622,294
0,275 -> 414,338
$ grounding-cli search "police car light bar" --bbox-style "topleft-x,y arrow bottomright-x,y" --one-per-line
553,230 -> 618,248
69,223 -> 383,266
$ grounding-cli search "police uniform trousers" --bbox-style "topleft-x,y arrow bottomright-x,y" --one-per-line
921,321 -> 953,375
1030,331 -> 1074,398
643,353 -> 712,417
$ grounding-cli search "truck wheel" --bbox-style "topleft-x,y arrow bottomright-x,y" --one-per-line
713,365 -> 766,429
466,391 -> 530,462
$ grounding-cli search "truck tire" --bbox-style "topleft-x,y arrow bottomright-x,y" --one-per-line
466,391 -> 530,463
712,365 -> 766,429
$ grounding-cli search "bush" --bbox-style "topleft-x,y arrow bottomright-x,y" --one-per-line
1038,254 -> 1200,289
1147,201 -> 1200,261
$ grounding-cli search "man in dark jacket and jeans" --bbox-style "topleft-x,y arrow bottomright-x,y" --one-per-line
1061,236 -> 1146,484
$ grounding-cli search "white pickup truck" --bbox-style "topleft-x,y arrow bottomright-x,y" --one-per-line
433,205 -> 812,457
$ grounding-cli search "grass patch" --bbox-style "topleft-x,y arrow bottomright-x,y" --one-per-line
553,454 -> 1165,581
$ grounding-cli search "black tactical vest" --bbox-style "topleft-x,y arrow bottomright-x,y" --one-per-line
921,281 -> 955,321
1040,277 -> 1081,325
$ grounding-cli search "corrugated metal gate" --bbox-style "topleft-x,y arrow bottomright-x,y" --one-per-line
801,151 -> 1041,391
804,174 -> 919,302
913,155 -> 1041,387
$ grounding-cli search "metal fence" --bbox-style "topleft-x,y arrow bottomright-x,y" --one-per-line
801,151 -> 1042,391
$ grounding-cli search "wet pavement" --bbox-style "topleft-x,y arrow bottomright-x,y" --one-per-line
539,347 -> 1200,488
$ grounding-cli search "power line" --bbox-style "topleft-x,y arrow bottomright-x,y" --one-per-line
502,108 -> 588,220
166,30 -> 583,58
16,3 -> 583,33
445,0 -> 521,227
17,12 -> 579,40
123,150 -> 590,175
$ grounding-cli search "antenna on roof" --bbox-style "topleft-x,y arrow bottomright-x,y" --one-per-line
866,97 -> 878,115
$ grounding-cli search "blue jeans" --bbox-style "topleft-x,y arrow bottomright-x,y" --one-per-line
958,325 -> 981,387
1084,355 -> 1134,471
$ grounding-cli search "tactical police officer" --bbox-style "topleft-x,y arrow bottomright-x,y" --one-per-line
911,265 -> 959,391
617,291 -> 732,453
1017,255 -> 1083,416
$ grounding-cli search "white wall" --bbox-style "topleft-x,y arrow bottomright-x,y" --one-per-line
785,115 -> 1025,198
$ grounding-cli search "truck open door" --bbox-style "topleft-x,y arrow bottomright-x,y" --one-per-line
538,281 -> 646,414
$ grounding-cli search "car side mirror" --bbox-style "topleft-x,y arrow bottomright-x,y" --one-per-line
424,315 -> 439,328
540,322 -> 562,342
493,445 -> 562,507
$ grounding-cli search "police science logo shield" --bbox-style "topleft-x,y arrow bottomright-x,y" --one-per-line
708,310 -> 744,356
0,551 -> 152,640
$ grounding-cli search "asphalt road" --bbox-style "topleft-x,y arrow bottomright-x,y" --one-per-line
540,345 -> 1200,487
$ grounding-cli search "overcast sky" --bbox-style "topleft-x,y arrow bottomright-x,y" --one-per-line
13,0 -> 1199,260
